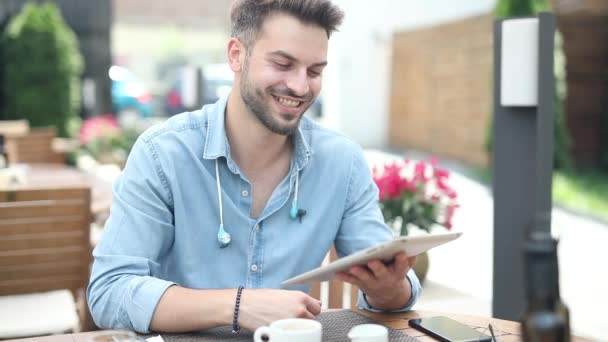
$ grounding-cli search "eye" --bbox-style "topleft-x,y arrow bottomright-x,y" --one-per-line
308,69 -> 322,78
273,61 -> 291,70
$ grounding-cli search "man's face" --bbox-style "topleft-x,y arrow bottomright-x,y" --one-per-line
239,14 -> 328,136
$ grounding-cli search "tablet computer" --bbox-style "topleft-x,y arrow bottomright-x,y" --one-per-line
282,231 -> 462,286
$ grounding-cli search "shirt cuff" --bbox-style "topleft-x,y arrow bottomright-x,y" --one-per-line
125,276 -> 177,333
356,269 -> 422,312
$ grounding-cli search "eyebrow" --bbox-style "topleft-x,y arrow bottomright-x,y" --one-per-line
268,50 -> 328,68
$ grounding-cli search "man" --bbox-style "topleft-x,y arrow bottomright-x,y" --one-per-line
87,0 -> 421,333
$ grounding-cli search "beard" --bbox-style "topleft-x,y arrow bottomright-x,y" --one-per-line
240,59 -> 314,136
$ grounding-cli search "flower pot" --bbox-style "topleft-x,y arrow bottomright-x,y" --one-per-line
389,222 -> 431,285
413,251 -> 429,285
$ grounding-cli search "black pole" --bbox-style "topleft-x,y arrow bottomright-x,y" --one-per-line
535,12 -> 556,232
493,13 -> 555,320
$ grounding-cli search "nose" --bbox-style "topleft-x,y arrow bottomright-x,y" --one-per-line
286,68 -> 310,97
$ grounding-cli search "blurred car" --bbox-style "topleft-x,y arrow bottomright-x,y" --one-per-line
306,96 -> 323,119
202,63 -> 234,104
165,64 -> 233,116
109,65 -> 153,126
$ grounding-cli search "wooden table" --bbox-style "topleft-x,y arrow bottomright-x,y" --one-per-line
3,309 -> 591,342
357,309 -> 591,341
1,163 -> 113,215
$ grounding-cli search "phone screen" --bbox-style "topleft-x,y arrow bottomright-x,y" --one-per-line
409,316 -> 492,342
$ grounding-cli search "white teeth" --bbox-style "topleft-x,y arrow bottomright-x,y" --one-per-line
275,96 -> 300,108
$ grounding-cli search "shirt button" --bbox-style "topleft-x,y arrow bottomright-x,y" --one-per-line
250,264 -> 258,272
241,190 -> 249,197
254,224 -> 260,230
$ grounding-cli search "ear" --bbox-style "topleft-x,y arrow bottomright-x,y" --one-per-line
227,37 -> 246,73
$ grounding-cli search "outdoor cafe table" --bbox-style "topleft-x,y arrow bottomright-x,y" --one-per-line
1,163 -> 113,216
2,309 -> 592,342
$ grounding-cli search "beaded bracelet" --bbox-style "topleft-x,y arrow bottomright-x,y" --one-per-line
232,285 -> 244,333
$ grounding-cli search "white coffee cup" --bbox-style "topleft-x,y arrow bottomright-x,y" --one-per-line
86,330 -> 145,342
347,323 -> 388,342
253,318 -> 322,342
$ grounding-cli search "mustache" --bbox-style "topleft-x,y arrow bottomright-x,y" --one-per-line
270,86 -> 313,102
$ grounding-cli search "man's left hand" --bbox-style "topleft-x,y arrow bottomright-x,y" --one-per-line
335,252 -> 416,310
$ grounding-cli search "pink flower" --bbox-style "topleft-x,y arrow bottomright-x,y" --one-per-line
434,167 -> 450,179
372,157 -> 460,235
436,177 -> 457,200
414,161 -> 427,182
444,188 -> 458,199
444,203 -> 460,230
79,114 -> 120,145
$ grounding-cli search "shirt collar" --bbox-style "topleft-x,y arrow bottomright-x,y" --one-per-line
203,94 -> 230,160
203,94 -> 312,171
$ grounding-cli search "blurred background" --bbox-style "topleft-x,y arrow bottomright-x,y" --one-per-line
0,0 -> 606,340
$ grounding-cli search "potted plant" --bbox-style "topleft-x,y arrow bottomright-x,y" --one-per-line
74,114 -> 140,169
372,157 -> 459,284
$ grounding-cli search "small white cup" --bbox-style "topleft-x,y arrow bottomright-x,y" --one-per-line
253,318 -> 322,342
347,323 -> 389,342
86,330 -> 145,342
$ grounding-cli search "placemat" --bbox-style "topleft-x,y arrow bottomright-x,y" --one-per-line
145,310 -> 419,341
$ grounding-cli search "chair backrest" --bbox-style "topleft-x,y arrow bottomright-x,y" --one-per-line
0,187 -> 92,297
310,247 -> 360,309
5,127 -> 65,164
0,120 -> 30,137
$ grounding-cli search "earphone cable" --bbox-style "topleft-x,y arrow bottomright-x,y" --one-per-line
293,170 -> 299,207
215,159 -> 224,226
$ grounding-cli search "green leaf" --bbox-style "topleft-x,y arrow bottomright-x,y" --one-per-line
2,2 -> 84,136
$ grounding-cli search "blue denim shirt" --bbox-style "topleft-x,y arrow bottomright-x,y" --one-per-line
87,95 -> 421,332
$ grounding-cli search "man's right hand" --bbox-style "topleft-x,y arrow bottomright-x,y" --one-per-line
237,289 -> 322,330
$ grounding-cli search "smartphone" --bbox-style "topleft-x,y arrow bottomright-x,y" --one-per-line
409,316 -> 492,342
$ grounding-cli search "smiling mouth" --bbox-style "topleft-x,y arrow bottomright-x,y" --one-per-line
273,95 -> 303,108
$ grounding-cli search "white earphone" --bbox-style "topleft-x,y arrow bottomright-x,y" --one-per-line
215,159 -> 303,248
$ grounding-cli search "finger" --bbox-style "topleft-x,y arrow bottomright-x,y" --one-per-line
349,265 -> 374,283
310,295 -> 322,306
295,307 -> 317,320
335,272 -> 348,282
336,272 -> 363,288
303,310 -> 317,320
408,256 -> 417,267
392,253 -> 411,276
386,253 -> 404,271
367,259 -> 389,279
305,297 -> 322,316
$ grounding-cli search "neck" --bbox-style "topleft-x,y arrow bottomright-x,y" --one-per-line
225,92 -> 293,173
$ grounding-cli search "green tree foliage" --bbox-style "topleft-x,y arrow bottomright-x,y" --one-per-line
487,0 -> 571,169
495,0 -> 548,18
1,2 -> 84,137
602,96 -> 608,170
553,32 -> 571,169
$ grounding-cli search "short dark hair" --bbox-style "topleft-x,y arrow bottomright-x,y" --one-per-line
230,0 -> 344,49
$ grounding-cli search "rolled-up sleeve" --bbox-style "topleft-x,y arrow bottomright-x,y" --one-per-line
335,147 -> 422,312
87,135 -> 177,332
356,269 -> 422,312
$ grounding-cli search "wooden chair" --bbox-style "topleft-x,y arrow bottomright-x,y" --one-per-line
0,120 -> 30,137
310,247 -> 360,309
4,127 -> 65,164
0,186 -> 93,338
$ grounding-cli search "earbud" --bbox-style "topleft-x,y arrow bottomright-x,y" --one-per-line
217,223 -> 231,248
290,171 -> 305,222
296,209 -> 306,223
290,200 -> 306,222
290,202 -> 299,219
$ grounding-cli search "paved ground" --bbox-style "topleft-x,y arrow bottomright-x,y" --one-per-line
364,149 -> 608,341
